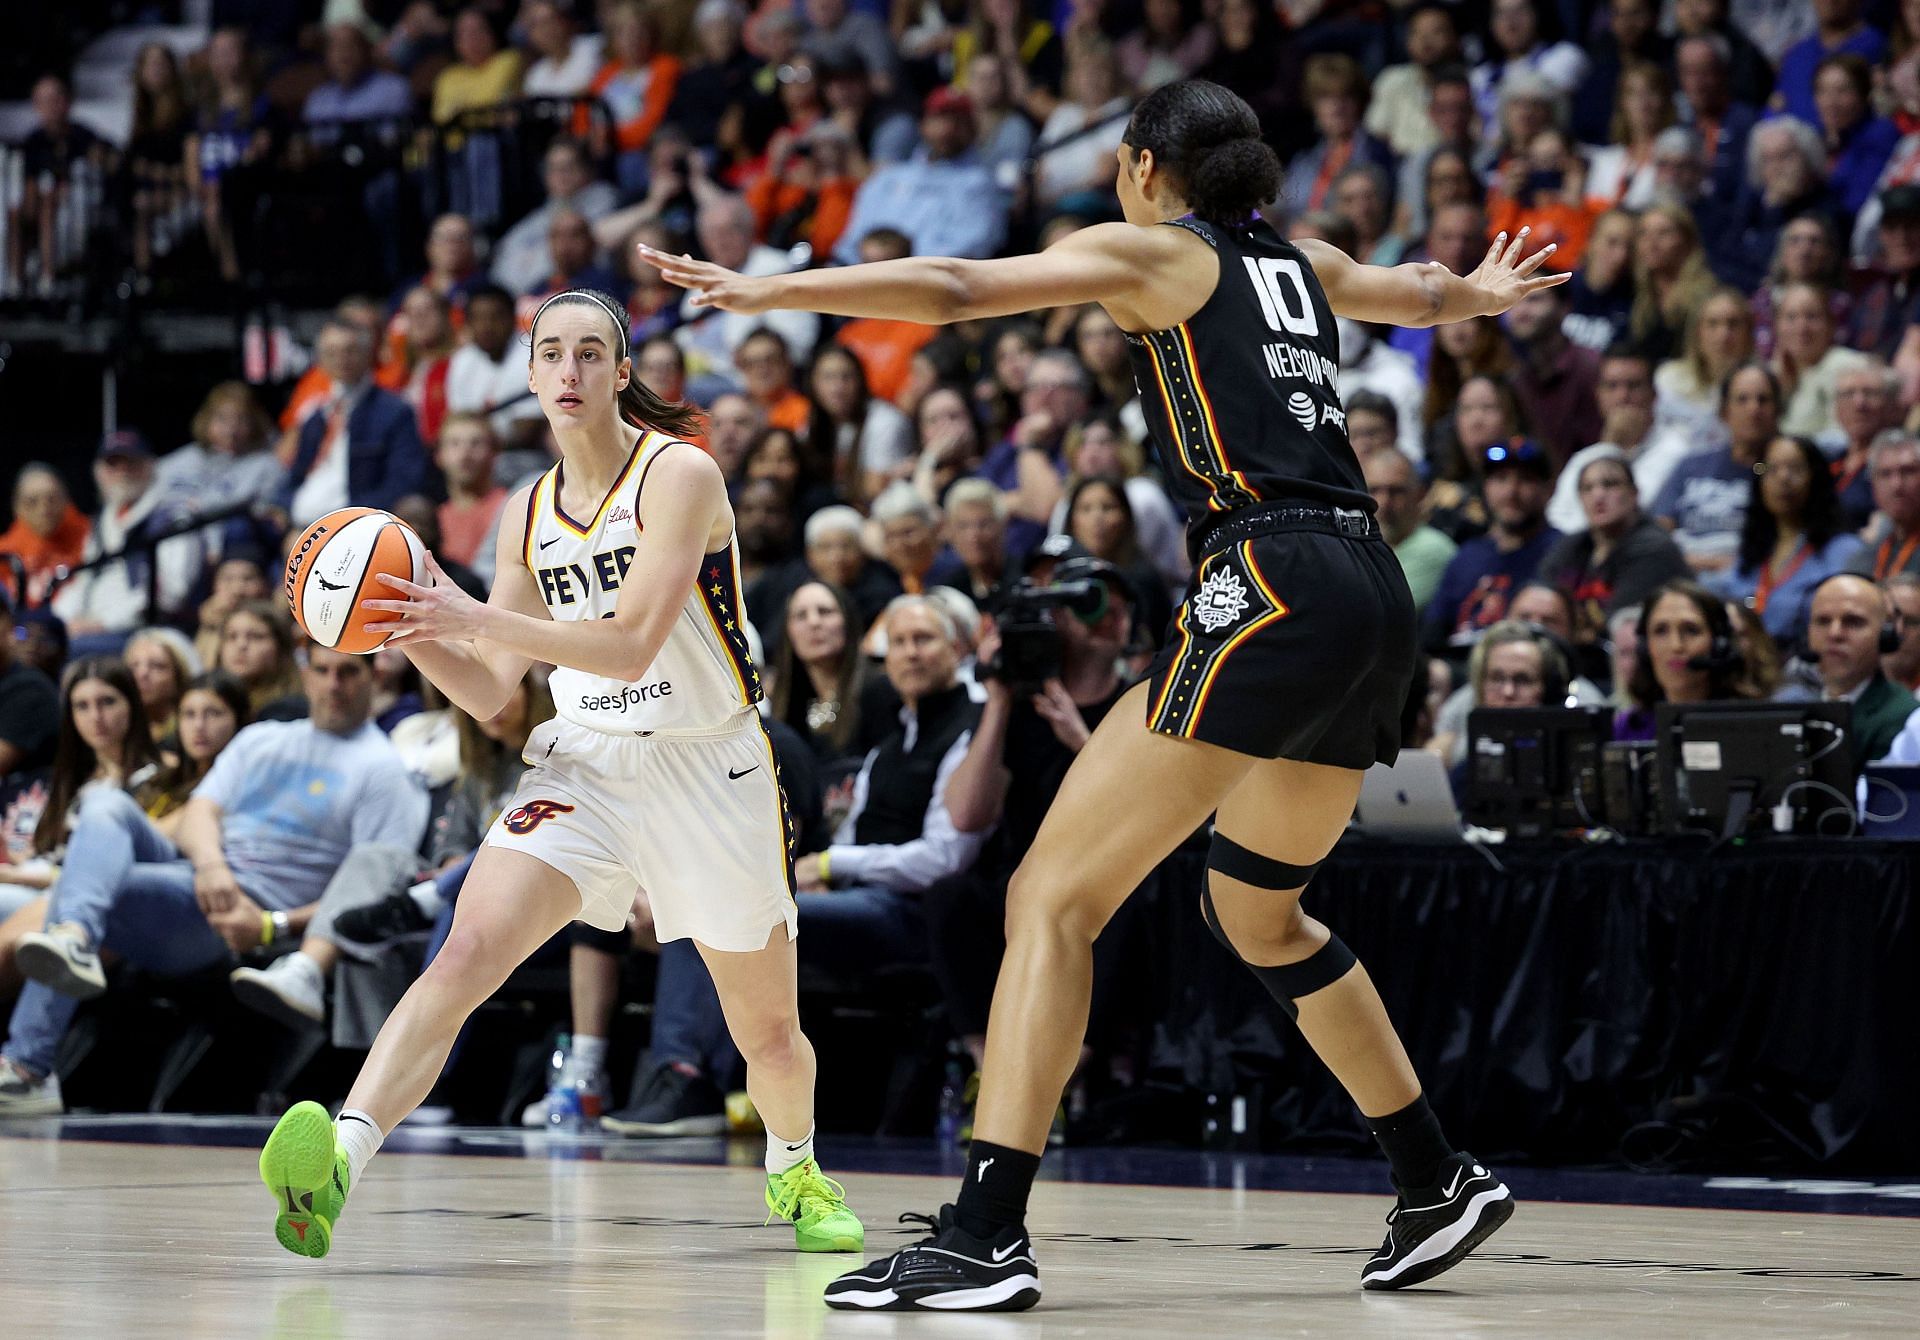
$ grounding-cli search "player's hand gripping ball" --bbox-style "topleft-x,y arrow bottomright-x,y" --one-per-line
284,507 -> 428,654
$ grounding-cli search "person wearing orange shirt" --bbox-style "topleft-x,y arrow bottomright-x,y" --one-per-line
433,413 -> 509,579
746,121 -> 859,260
1486,127 -> 1602,269
378,286 -> 458,443
736,327 -> 812,433
833,227 -> 935,403
592,2 -> 684,192
0,465 -> 89,607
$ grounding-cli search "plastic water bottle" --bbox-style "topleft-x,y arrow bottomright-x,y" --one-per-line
546,1032 -> 581,1132
935,1057 -> 966,1148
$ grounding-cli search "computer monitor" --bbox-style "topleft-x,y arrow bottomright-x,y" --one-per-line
1464,706 -> 1611,838
1653,701 -> 1855,841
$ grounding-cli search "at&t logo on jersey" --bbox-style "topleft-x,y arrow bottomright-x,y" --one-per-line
504,799 -> 575,834
1193,568 -> 1252,632
1287,392 -> 1318,431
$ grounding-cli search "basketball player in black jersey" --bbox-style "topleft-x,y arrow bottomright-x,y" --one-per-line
642,80 -> 1566,1311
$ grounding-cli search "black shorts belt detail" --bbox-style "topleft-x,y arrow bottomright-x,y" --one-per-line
1208,833 -> 1320,890
1145,501 -> 1416,767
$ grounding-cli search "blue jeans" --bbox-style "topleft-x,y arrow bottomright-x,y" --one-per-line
649,937 -> 738,1081
646,886 -> 925,1080
3,789 -> 228,1076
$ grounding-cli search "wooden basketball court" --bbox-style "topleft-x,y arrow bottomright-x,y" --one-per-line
4,1123 -> 1916,1338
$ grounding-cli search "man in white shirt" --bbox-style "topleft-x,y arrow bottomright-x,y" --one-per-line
1338,318 -> 1426,463
1549,345 -> 1700,533
490,138 -> 620,295
273,321 -> 427,530
674,194 -> 819,374
51,432 -> 204,638
445,284 -> 548,444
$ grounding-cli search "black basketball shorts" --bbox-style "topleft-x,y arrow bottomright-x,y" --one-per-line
1142,505 -> 1418,769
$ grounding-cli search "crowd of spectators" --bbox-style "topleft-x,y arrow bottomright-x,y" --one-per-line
13,0 -> 1920,1131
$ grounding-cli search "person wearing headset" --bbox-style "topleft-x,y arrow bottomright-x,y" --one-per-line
1612,578 -> 1763,742
1775,572 -> 1916,769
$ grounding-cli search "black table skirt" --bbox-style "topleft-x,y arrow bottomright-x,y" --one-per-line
1142,837 -> 1920,1173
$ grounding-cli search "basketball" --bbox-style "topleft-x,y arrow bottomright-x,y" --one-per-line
284,506 -> 428,654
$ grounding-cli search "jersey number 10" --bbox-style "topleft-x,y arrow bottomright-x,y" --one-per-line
1243,257 -> 1319,338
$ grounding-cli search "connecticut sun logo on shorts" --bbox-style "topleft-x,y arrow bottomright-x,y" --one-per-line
503,799 -> 576,834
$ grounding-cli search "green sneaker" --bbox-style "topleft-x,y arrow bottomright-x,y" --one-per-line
764,1158 -> 864,1253
260,1100 -> 351,1259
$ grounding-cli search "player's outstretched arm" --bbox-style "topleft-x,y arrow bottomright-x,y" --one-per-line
1297,228 -> 1568,329
376,484 -> 545,721
364,448 -> 725,686
635,225 -> 1163,326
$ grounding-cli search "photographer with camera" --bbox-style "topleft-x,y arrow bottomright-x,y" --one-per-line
925,535 -> 1142,1124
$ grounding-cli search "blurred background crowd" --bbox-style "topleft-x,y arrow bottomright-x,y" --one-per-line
6,0 -> 1920,1139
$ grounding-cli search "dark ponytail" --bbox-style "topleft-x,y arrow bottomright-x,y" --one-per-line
530,289 -> 706,440
1124,79 -> 1281,226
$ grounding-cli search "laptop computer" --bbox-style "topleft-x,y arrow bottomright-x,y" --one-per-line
1354,750 -> 1467,843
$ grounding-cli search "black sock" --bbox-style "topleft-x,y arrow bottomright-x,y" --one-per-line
953,1139 -> 1040,1237
1365,1093 -> 1453,1190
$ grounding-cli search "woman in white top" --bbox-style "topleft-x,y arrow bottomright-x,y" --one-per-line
805,344 -> 912,504
259,287 -> 864,1261
519,0 -> 603,97
1583,62 -> 1674,211
1033,35 -> 1133,211
1654,285 -> 1754,442
1772,281 -> 1872,439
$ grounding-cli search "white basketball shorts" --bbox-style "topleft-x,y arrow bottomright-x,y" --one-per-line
482,709 -> 797,952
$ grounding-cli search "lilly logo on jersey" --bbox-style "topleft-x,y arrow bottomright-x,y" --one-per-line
605,504 -> 635,529
503,799 -> 575,834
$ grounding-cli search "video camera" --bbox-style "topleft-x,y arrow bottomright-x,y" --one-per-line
980,562 -> 1120,694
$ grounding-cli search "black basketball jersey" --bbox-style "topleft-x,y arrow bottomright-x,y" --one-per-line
1125,218 -> 1372,525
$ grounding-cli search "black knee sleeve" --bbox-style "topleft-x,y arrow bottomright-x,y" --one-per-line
1201,835 -> 1353,1020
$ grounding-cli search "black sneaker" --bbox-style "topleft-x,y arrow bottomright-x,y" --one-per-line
599,1063 -> 727,1137
332,889 -> 433,946
1360,1152 -> 1514,1290
823,1205 -> 1040,1312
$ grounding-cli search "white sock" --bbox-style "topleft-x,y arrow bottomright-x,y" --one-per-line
570,1034 -> 607,1075
766,1125 -> 814,1177
405,879 -> 446,918
336,1109 -> 385,1186
287,953 -> 326,988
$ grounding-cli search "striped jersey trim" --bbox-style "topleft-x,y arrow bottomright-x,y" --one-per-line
550,431 -> 656,538
1141,325 -> 1258,514
520,474 -> 546,572
1182,544 -> 1289,735
692,543 -> 762,708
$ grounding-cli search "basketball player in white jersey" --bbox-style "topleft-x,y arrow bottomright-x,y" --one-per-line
256,288 -> 864,1260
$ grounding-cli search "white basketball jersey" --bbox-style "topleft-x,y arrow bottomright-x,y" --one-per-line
522,431 -> 762,733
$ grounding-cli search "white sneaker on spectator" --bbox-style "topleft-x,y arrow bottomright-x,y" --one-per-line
230,953 -> 326,1028
520,1066 -> 609,1127
0,1056 -> 63,1118
16,922 -> 106,1000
